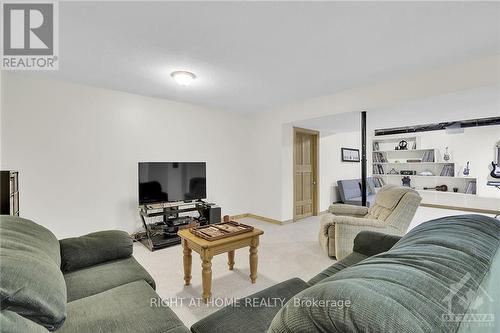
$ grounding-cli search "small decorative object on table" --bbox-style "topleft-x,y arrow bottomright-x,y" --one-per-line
443,147 -> 450,161
190,216 -> 254,241
453,187 -> 459,193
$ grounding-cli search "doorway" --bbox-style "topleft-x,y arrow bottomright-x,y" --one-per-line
293,127 -> 319,221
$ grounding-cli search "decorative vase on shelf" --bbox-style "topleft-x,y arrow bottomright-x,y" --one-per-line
443,147 -> 450,162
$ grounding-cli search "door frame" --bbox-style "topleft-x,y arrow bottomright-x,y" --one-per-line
293,127 -> 319,221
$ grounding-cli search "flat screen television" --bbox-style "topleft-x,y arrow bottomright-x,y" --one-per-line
138,162 -> 206,204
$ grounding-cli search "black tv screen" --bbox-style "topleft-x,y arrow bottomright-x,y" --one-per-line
138,162 -> 206,204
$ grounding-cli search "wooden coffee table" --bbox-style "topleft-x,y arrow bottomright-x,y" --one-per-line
177,227 -> 264,302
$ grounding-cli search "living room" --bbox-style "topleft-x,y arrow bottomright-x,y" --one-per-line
1,2 -> 499,333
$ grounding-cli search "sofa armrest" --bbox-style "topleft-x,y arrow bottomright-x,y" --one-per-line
60,230 -> 133,272
328,204 -> 369,216
191,278 -> 309,333
352,231 -> 402,257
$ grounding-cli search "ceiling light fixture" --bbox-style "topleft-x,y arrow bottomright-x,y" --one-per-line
171,71 -> 196,86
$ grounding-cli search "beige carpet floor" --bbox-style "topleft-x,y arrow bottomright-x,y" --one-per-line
133,207 -> 495,328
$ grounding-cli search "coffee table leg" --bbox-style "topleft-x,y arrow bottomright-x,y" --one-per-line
228,250 -> 235,270
249,237 -> 259,283
182,240 -> 192,286
201,250 -> 213,302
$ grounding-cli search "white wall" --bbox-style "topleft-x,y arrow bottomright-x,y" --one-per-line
319,131 -> 361,211
1,73 -> 254,238
0,70 -> 2,161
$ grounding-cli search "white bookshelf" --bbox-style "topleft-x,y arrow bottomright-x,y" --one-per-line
372,135 -> 477,199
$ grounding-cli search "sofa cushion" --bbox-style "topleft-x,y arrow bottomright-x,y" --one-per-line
0,216 -> 61,265
0,310 -> 50,333
192,278 -> 309,333
269,214 -> 500,333
64,256 -> 155,302
307,252 -> 368,285
60,230 -> 133,272
0,216 -> 67,330
58,280 -> 190,333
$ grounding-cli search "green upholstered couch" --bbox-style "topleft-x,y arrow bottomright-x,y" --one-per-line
192,214 -> 500,333
0,215 -> 190,333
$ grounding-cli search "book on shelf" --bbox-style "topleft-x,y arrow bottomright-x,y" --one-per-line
373,152 -> 387,163
465,181 -> 476,194
421,150 -> 435,162
373,176 -> 385,188
373,164 -> 385,175
372,165 -> 383,175
440,164 -> 454,177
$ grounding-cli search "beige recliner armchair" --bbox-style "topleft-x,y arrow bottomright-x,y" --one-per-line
319,185 -> 421,259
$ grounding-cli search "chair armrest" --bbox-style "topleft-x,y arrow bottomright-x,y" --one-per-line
321,215 -> 381,237
333,216 -> 382,227
329,204 -> 369,216
332,220 -> 400,260
352,231 -> 402,257
60,230 -> 133,272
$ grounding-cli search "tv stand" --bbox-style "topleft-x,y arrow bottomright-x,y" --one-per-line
138,201 -> 219,251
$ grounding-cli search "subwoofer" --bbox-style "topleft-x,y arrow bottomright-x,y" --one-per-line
208,206 -> 221,224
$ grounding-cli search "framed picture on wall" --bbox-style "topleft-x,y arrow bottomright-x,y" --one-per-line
341,148 -> 360,162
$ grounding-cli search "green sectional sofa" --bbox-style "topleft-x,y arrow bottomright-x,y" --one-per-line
193,214 -> 500,333
2,214 -> 498,333
0,215 -> 190,333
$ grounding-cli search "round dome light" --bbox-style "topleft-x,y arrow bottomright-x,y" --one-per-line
171,71 -> 196,86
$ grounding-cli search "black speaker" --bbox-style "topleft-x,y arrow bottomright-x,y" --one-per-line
208,206 -> 221,224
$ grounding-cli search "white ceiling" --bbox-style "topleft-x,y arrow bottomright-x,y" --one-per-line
24,1 -> 500,112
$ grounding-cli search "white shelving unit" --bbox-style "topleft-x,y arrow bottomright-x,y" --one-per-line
372,135 -> 477,200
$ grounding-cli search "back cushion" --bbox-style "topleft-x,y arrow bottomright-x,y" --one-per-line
0,216 -> 67,330
366,185 -> 413,220
269,215 -> 500,333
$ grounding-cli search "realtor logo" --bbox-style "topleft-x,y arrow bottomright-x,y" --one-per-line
442,273 -> 494,327
1,1 -> 58,70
